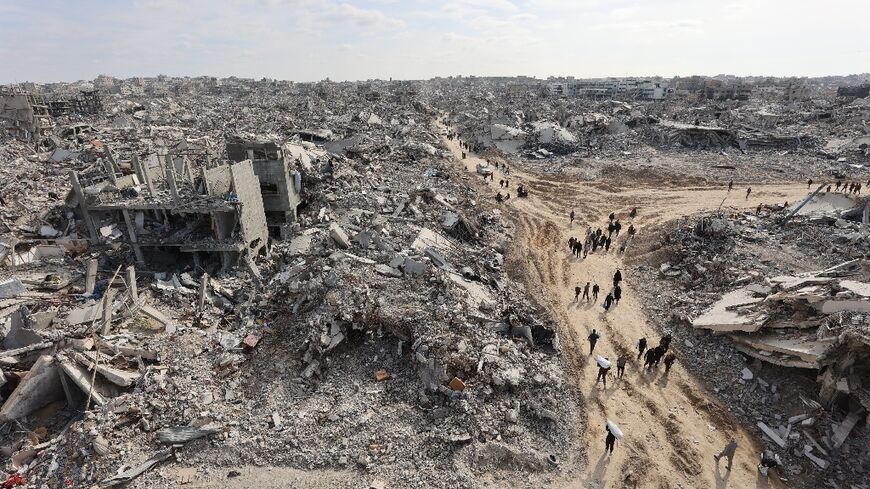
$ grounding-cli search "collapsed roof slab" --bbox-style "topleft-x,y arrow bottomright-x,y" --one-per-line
734,343 -> 817,369
818,299 -> 870,314
0,355 -> 65,421
787,192 -> 858,218
730,333 -> 832,365
839,280 -> 870,297
692,287 -> 767,333
769,275 -> 835,292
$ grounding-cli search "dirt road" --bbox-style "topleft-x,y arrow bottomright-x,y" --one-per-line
439,122 -> 811,488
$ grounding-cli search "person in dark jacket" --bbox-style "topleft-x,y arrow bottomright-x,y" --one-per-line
605,425 -> 616,455
637,337 -> 647,359
588,329 -> 600,354
597,359 -> 611,388
613,270 -> 622,287
603,293 -> 614,311
616,356 -> 627,379
613,285 -> 622,304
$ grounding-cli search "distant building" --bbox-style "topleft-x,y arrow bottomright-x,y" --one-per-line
0,87 -> 54,141
837,84 -> 870,99
703,80 -> 752,101
784,83 -> 811,101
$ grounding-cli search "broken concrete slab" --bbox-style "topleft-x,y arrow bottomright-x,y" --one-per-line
769,275 -> 834,291
0,341 -> 53,362
831,409 -> 863,448
818,299 -> 870,314
329,223 -> 351,249
65,301 -> 103,325
57,357 -> 108,406
0,355 -> 65,421
140,304 -> 174,331
411,227 -> 455,253
730,333 -> 831,366
757,421 -> 787,448
2,306 -> 45,350
692,287 -> 767,332
73,351 -> 141,387
375,264 -> 402,278
0,278 -> 26,299
402,257 -> 426,276
803,446 -> 829,469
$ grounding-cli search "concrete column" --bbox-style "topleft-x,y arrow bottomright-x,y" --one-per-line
101,288 -> 115,335
132,154 -> 155,195
165,157 -> 180,202
102,159 -> 117,184
198,272 -> 209,313
126,266 -> 138,304
69,170 -> 99,240
85,259 -> 98,295
121,209 -> 145,265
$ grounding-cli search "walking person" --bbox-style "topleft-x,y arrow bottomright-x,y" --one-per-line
592,283 -> 600,302
616,356 -> 627,379
613,285 -> 622,304
614,220 -> 622,237
714,439 -> 738,471
588,329 -> 600,354
746,187 -> 752,200
570,210 -> 575,225
728,180 -> 733,192
604,236 -> 611,252
637,337 -> 647,359
574,285 -> 582,302
807,178 -> 813,189
596,360 -> 611,388
613,269 -> 622,287
582,282 -> 591,302
605,425 -> 616,455
603,293 -> 614,311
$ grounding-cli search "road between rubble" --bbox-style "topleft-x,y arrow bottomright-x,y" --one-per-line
438,119 -> 813,489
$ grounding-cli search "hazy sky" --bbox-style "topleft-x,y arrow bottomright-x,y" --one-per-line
1,0 -> 868,83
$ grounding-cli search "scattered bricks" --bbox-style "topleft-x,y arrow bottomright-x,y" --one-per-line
375,369 -> 390,382
448,377 -> 466,391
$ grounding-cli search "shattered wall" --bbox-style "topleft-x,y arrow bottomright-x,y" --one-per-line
230,160 -> 268,255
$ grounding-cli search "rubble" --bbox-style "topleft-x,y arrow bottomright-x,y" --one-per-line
1,71 -> 867,488
633,202 -> 870,485
0,75 -> 573,489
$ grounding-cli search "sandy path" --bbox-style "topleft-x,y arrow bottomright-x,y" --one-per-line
438,119 -> 811,489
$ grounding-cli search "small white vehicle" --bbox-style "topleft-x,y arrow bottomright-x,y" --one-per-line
476,161 -> 493,175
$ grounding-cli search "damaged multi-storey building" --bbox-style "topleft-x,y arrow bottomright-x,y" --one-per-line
225,136 -> 304,238
67,151 -> 268,271
0,87 -> 53,141
47,89 -> 103,118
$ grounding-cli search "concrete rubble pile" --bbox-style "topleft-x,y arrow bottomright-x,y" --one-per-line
631,197 -> 870,483
427,77 -> 867,187
0,77 -> 577,489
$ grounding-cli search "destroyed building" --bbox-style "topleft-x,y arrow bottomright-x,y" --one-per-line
2,72 -> 870,488
0,87 -> 53,141
68,153 -> 268,270
47,89 -> 103,118
226,136 -> 303,238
